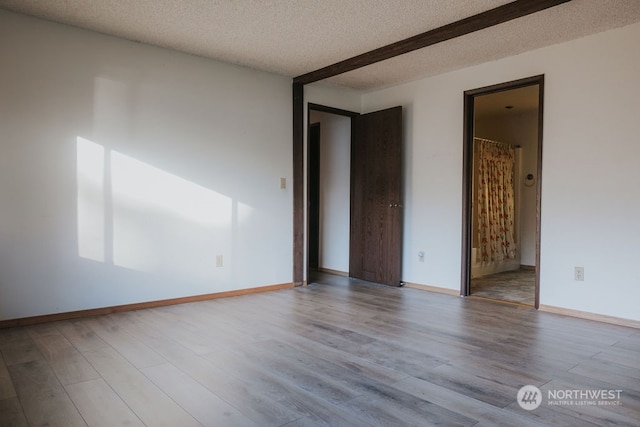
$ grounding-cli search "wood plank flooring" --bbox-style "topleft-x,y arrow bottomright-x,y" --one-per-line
1,273 -> 638,426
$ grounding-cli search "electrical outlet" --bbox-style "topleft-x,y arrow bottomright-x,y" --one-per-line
280,177 -> 286,189
216,255 -> 223,267
574,267 -> 584,281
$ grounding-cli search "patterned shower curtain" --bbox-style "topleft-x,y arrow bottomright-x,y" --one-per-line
476,138 -> 517,263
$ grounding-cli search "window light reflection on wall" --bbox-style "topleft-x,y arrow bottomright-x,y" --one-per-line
76,137 -> 235,280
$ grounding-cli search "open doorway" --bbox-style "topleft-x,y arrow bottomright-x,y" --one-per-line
307,104 -> 404,286
307,106 -> 355,282
462,76 -> 543,307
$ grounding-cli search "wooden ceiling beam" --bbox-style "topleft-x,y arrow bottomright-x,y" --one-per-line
293,0 -> 571,85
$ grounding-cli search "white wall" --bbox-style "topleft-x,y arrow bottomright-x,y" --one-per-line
360,22 -> 640,321
0,10 -> 292,320
308,111 -> 351,273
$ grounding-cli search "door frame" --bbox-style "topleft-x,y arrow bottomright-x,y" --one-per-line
461,75 -> 544,308
306,103 -> 359,282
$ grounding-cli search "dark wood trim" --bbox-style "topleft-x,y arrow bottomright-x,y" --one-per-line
293,0 -> 570,85
535,76 -> 545,309
0,283 -> 295,329
464,75 -> 544,97
308,103 -> 359,118
461,92 -> 474,296
293,83 -> 304,286
461,74 -> 544,309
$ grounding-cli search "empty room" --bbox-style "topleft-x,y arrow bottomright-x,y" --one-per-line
1,1 -> 639,426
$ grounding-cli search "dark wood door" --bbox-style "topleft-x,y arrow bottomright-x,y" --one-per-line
350,106 -> 403,286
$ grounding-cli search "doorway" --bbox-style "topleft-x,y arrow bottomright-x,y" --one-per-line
462,76 -> 543,307
307,107 -> 354,282
307,104 -> 404,286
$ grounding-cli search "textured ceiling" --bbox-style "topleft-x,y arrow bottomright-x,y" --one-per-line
1,0 -> 640,90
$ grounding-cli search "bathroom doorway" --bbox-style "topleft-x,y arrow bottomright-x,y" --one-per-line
462,76 -> 543,307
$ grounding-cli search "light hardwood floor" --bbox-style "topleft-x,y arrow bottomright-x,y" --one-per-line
1,273 -> 639,426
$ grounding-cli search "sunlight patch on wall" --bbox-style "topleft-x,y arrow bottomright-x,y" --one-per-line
110,151 -> 230,227
76,137 -> 105,262
110,150 -> 232,278
237,201 -> 254,223
77,137 -> 236,280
